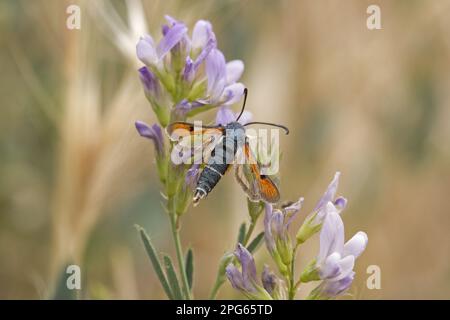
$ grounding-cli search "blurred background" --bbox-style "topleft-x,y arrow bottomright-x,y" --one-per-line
1,0 -> 450,299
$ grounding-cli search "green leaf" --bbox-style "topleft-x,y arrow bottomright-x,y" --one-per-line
185,248 -> 194,291
163,255 -> 184,300
237,222 -> 246,244
247,231 -> 265,253
136,225 -> 173,299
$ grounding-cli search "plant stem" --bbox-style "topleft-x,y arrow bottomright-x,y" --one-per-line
288,244 -> 299,300
243,221 -> 256,246
209,276 -> 223,300
168,198 -> 192,300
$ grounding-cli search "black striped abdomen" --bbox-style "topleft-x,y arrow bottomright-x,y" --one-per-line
196,163 -> 228,196
194,135 -> 237,201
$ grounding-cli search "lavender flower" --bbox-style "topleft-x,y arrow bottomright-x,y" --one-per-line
296,172 -> 347,244
261,265 -> 286,300
175,164 -> 200,215
136,21 -> 188,70
138,66 -> 170,126
301,204 -> 368,298
264,198 -> 304,275
135,121 -> 165,157
135,121 -> 167,183
215,107 -> 252,126
136,15 -> 246,128
225,244 -> 273,300
198,48 -> 245,106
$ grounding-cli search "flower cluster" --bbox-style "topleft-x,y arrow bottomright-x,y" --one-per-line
135,15 -> 247,214
136,15 -> 246,128
226,172 -> 368,300
134,16 -> 249,301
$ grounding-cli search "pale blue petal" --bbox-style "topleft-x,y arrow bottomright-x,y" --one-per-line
226,60 -> 244,84
313,172 -> 340,213
192,20 -> 214,50
136,35 -> 158,66
215,107 -> 236,125
157,23 -> 188,59
343,231 -> 368,259
206,49 -> 227,101
221,82 -> 245,105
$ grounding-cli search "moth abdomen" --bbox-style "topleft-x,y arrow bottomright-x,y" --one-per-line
193,163 -> 228,206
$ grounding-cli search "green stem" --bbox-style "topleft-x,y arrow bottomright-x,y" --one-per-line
288,244 -> 299,300
209,276 -> 223,300
243,221 -> 256,246
168,198 -> 192,300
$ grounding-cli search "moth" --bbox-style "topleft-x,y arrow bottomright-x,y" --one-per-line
167,89 -> 289,206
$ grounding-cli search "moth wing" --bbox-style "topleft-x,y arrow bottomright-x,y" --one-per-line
234,141 -> 280,203
167,122 -> 224,164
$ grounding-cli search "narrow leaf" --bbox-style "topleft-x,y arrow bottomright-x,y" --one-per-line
185,248 -> 194,291
163,255 -> 184,300
247,231 -> 265,253
136,225 -> 173,299
237,222 -> 246,244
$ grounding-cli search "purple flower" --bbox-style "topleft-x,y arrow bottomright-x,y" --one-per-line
191,20 -> 216,55
135,121 -> 168,183
302,205 -> 368,298
312,172 -> 347,220
296,172 -> 347,244
175,164 -> 200,215
136,16 -> 247,125
193,48 -> 245,107
215,106 -> 252,126
225,244 -> 272,300
264,198 -> 304,274
261,265 -> 285,299
136,22 -> 188,69
135,121 -> 165,158
139,66 -> 161,98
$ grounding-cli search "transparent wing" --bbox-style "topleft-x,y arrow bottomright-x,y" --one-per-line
167,122 -> 224,165
234,141 -> 280,203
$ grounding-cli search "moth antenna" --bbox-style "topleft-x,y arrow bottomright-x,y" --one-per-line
244,121 -> 290,135
235,88 -> 248,121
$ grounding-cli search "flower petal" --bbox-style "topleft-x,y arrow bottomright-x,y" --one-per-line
226,60 -> 244,84
283,197 -> 304,227
318,207 -> 344,262
138,66 -> 160,96
225,264 -> 245,290
261,265 -> 276,294
332,255 -> 355,281
334,196 -> 347,212
215,107 -> 236,125
313,172 -> 340,213
235,243 -> 257,286
221,82 -> 245,105
157,23 -> 188,59
183,57 -> 195,82
264,204 -> 276,253
322,271 -> 355,297
136,35 -> 158,66
343,231 -> 368,259
192,20 -> 214,50
319,252 -> 341,279
193,38 -> 216,70
135,121 -> 164,156
206,49 -> 227,101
